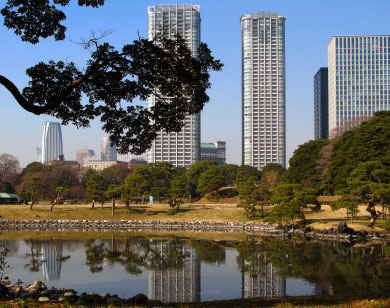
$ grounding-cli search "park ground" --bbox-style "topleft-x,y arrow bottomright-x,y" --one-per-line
0,200 -> 388,232
0,297 -> 389,308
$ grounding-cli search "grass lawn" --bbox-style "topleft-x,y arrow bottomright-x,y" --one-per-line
0,202 -> 387,232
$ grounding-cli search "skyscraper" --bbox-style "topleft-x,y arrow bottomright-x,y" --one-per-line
41,122 -> 63,164
146,4 -> 201,168
328,35 -> 390,137
101,136 -> 117,161
241,12 -> 286,170
314,68 -> 329,139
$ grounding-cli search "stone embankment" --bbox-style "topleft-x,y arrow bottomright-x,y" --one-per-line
0,219 -> 389,242
0,280 -> 152,306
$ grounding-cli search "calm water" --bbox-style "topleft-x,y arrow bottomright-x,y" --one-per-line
1,234 -> 390,303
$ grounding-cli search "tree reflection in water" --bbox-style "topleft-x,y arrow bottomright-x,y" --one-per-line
2,236 -> 390,302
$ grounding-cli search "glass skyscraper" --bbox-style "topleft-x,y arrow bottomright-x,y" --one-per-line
146,4 -> 201,168
41,121 -> 63,164
328,35 -> 390,137
101,136 -> 117,161
241,12 -> 286,170
314,68 -> 329,139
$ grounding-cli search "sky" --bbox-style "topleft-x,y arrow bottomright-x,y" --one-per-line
1,0 -> 390,168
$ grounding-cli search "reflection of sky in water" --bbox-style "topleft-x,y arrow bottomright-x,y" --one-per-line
3,239 -> 314,302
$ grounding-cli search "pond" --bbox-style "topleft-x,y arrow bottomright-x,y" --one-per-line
1,233 -> 390,303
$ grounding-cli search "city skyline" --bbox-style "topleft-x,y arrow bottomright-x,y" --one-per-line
1,0 -> 390,167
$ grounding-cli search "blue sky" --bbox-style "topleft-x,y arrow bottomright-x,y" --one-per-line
1,0 -> 390,167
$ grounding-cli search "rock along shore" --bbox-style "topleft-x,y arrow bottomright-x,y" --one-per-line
0,280 -> 153,306
0,219 -> 389,242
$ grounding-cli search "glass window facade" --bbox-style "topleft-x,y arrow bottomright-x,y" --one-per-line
41,122 -> 63,164
328,35 -> 390,137
314,68 -> 329,139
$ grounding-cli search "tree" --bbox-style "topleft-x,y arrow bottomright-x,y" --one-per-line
105,185 -> 122,215
331,194 -> 361,223
329,111 -> 390,192
0,154 -> 20,193
281,139 -> 329,190
0,154 -> 20,180
237,176 -> 270,218
50,186 -> 70,212
268,184 -> 318,225
1,1 -> 223,155
168,173 -> 189,212
235,165 -> 261,187
261,163 -> 286,187
18,176 -> 41,210
196,169 -> 225,199
85,174 -> 105,208
186,161 -> 219,198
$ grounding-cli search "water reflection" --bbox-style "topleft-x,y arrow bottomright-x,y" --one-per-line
147,242 -> 200,303
1,236 -> 390,303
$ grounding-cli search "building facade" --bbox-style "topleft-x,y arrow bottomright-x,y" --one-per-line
328,35 -> 390,137
314,68 -> 329,139
241,12 -> 286,170
76,148 -> 96,167
101,137 -> 117,161
200,141 -> 226,164
41,122 -> 64,164
146,4 -> 201,168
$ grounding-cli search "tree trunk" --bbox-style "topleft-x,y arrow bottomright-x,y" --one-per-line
112,197 -> 115,215
366,201 -> 377,227
261,204 -> 264,217
50,200 -> 56,213
91,199 -> 95,209
101,200 -> 104,208
125,200 -> 129,213
30,193 -> 34,210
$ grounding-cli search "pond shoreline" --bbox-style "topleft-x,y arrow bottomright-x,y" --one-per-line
0,219 -> 389,242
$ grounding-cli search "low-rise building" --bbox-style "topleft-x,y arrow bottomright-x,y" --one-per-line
200,141 -> 226,164
0,193 -> 19,205
84,160 -> 126,172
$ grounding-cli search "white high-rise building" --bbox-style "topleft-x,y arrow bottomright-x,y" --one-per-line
241,12 -> 286,169
41,122 -> 63,164
328,35 -> 390,137
146,4 -> 201,168
101,136 -> 117,161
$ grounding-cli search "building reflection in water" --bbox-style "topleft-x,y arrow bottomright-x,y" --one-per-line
242,257 -> 286,298
41,241 -> 63,281
147,241 -> 201,303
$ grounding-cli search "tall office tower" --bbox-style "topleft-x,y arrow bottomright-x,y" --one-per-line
241,12 -> 286,170
41,122 -> 64,164
328,35 -> 390,138
147,241 -> 201,303
314,68 -> 329,139
101,136 -> 117,161
146,5 -> 201,168
76,148 -> 96,167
